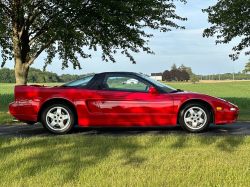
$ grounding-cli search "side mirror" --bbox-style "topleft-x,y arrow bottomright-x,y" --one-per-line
149,87 -> 159,96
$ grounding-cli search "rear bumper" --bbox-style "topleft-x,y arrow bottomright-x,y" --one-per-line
9,102 -> 18,116
9,102 -> 37,122
11,114 -> 37,122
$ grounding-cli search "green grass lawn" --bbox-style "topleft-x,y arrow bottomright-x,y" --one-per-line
237,109 -> 250,121
0,105 -> 20,124
166,81 -> 250,98
1,135 -> 250,186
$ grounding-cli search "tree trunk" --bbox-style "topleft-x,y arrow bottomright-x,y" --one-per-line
13,39 -> 30,85
13,34 -> 30,85
12,0 -> 30,85
15,60 -> 29,85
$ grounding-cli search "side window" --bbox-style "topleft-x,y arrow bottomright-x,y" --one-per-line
61,75 -> 95,87
104,75 -> 150,92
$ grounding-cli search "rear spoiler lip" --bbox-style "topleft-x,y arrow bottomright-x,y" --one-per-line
28,84 -> 45,87
15,84 -> 45,87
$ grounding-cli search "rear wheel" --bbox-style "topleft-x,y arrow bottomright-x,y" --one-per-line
41,104 -> 75,134
179,103 -> 211,133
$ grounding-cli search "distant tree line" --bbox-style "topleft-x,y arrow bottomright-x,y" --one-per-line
161,63 -> 250,82
198,72 -> 250,80
162,69 -> 190,81
162,64 -> 191,81
0,67 -> 93,83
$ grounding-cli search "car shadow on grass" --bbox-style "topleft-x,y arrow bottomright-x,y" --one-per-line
0,125 -> 246,185
0,135 -> 165,184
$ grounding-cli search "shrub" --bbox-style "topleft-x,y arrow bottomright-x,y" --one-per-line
190,75 -> 199,83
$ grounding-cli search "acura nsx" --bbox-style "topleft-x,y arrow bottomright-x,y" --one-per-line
9,72 -> 239,134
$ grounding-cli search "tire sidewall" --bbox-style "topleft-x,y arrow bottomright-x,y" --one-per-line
41,104 -> 75,134
179,103 -> 211,133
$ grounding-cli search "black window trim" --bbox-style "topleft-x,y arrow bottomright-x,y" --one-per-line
88,74 -> 106,90
59,72 -> 169,94
136,74 -> 170,94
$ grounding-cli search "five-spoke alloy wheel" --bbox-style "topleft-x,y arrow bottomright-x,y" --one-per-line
179,103 -> 211,132
41,104 -> 75,134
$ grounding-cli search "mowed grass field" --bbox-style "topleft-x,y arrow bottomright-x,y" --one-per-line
1,135 -> 250,186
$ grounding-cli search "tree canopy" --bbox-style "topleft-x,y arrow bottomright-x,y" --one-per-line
190,75 -> 199,83
178,63 -> 193,76
0,0 -> 187,85
162,70 -> 171,81
171,63 -> 177,70
202,0 -> 250,60
162,69 -> 189,81
243,59 -> 250,73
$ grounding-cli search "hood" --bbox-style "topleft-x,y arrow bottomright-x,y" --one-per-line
169,90 -> 238,108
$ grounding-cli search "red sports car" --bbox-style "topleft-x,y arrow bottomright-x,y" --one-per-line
9,72 -> 239,134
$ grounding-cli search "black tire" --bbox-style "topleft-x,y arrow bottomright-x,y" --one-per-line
41,103 -> 75,134
178,102 -> 211,133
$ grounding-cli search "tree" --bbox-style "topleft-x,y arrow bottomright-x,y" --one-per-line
139,72 -> 149,77
243,59 -> 250,73
190,75 -> 199,83
0,0 -> 187,85
170,69 -> 177,81
171,63 -> 177,70
178,64 -> 185,71
178,63 -> 193,76
202,0 -> 250,61
175,69 -> 182,81
181,70 -> 189,81
162,70 -> 170,81
163,69 -> 189,81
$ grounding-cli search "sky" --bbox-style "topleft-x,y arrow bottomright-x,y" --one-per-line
1,0 -> 249,76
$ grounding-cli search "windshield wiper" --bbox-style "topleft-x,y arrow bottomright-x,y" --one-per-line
169,89 -> 183,93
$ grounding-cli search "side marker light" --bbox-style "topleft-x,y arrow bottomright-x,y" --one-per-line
216,107 -> 222,111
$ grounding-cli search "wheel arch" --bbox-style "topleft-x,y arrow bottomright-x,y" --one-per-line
177,99 -> 215,124
37,98 -> 78,124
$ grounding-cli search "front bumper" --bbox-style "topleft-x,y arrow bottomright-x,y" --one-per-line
214,107 -> 239,124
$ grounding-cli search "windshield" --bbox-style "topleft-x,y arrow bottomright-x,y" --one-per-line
140,75 -> 177,93
61,75 -> 95,87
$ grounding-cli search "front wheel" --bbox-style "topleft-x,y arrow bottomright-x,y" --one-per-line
178,103 -> 211,133
41,104 -> 75,134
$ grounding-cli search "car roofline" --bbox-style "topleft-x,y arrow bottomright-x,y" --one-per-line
97,72 -> 140,75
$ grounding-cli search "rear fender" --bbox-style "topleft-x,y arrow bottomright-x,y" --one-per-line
37,98 -> 78,124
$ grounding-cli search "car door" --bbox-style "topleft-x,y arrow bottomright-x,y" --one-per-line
96,73 -> 174,125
